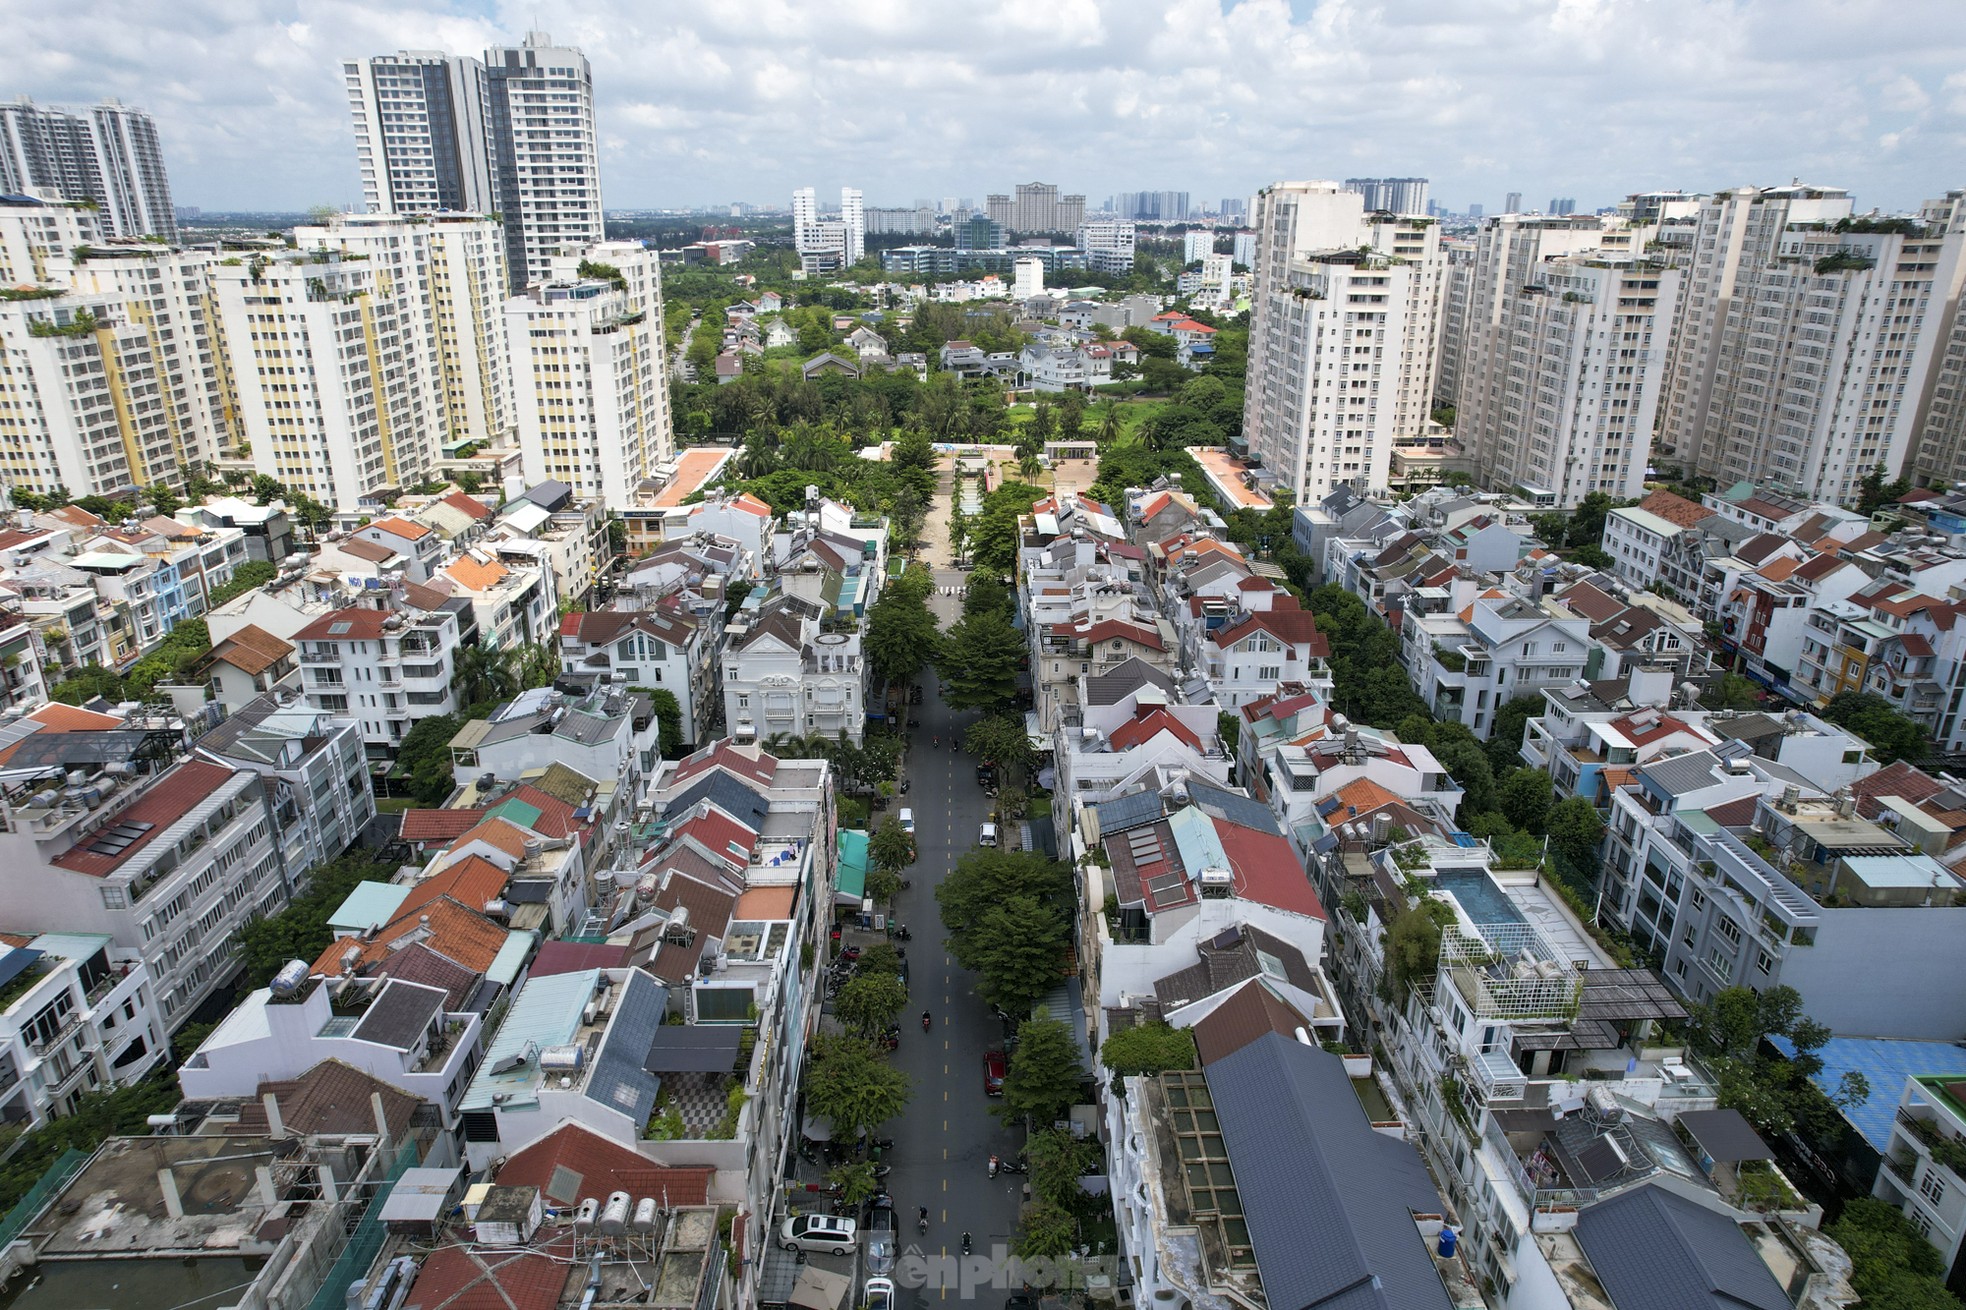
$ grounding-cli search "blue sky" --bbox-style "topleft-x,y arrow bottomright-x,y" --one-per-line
9,0 -> 1962,214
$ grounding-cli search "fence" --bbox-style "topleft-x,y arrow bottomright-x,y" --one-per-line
0,1147 -> 89,1250
303,1138 -> 419,1310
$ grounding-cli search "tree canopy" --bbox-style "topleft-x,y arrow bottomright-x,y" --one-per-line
803,1034 -> 912,1142
935,610 -> 1025,713
1820,691 -> 1929,765
997,1016 -> 1085,1127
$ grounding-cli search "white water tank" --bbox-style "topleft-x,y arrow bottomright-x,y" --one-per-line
600,1190 -> 632,1236
574,1197 -> 600,1233
632,1197 -> 659,1233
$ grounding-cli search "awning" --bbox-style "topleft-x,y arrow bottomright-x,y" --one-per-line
645,1025 -> 742,1074
788,1265 -> 853,1310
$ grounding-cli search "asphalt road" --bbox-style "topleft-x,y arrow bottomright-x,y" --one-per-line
883,659 -> 1029,1305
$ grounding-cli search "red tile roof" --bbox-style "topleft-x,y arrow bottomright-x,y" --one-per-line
440,491 -> 493,522
368,516 -> 430,541
668,740 -> 778,790
205,624 -> 293,675
1077,618 -> 1165,652
1899,633 -> 1935,657
0,703 -> 125,766
406,1245 -> 568,1310
1211,605 -> 1328,656
672,810 -> 760,864
402,856 -> 508,918
52,760 -> 238,876
1635,490 -> 1713,528
1852,761 -> 1945,821
529,940 -> 631,976
1215,819 -> 1325,919
497,1121 -> 714,1206
400,808 -> 489,844
312,895 -> 510,977
293,609 -> 388,642
1108,708 -> 1204,754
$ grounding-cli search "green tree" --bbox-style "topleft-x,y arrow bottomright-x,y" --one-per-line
1701,672 -> 1761,712
1384,896 -> 1457,1003
208,560 -> 276,608
1829,1199 -> 1962,1309
1098,1021 -> 1197,1078
827,1159 -> 884,1208
834,973 -> 909,1038
1568,542 -> 1615,570
1546,796 -> 1607,889
1013,1200 -> 1078,1261
936,850 -> 1073,933
962,713 -> 1037,790
397,712 -> 463,804
804,1035 -> 911,1142
453,643 -> 519,709
1485,697 -> 1542,776
1855,465 -> 1913,518
958,894 -> 1068,1020
865,587 -> 943,687
935,611 -> 1025,712
997,1016 -> 1084,1127
234,850 -> 395,986
870,815 -> 916,873
143,482 -> 183,516
1433,738 -> 1498,814
647,688 -> 686,756
49,663 -> 126,706
1686,985 -> 1869,1137
1820,691 -> 1929,764
1498,768 -> 1555,834
962,570 -> 1014,620
967,481 -> 1045,574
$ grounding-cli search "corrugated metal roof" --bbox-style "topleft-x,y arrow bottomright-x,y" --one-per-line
1573,1184 -> 1788,1310
460,969 -> 595,1111
1770,1034 -> 1966,1151
327,882 -> 413,934
584,970 -> 666,1127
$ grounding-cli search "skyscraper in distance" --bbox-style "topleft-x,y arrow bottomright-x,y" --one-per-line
1504,191 -> 1522,214
0,97 -> 177,240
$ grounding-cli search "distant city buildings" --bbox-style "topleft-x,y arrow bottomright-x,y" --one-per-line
791,184 -> 865,275
988,182 -> 1086,234
0,97 -> 176,240
1343,176 -> 1429,215
1113,190 -> 1191,221
344,32 -> 603,291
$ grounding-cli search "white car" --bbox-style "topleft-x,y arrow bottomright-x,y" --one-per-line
781,1213 -> 857,1255
898,808 -> 915,834
865,1278 -> 896,1310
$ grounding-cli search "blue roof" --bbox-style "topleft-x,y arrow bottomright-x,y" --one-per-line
583,970 -> 667,1129
461,969 -> 597,1112
1186,780 -> 1277,835
1769,1035 -> 1966,1151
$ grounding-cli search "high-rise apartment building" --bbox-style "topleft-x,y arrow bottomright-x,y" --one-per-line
1912,194 -> 1966,488
505,242 -> 672,506
791,186 -> 818,249
344,33 -> 602,292
296,212 -> 513,451
839,187 -> 864,265
1076,220 -> 1138,275
1343,177 -> 1430,215
1365,215 -> 1447,441
0,191 -> 98,286
211,253 -> 439,508
0,98 -> 176,240
1504,192 -> 1523,214
1660,185 -> 1966,503
864,206 -> 935,235
985,194 -> 1012,227
0,291 -> 179,496
1219,198 -> 1247,220
1114,191 -> 1190,221
1456,252 -> 1681,505
1008,183 -> 1085,234
344,51 -> 494,216
1182,230 -> 1214,265
1431,238 -> 1476,408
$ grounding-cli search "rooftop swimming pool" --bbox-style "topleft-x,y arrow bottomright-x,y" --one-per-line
1435,869 -> 1527,928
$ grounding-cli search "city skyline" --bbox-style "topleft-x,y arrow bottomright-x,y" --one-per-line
7,0 -> 1961,214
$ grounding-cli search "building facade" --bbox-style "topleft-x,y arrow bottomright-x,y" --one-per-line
0,98 -> 175,240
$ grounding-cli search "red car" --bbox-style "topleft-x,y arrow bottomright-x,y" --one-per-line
983,1049 -> 1006,1096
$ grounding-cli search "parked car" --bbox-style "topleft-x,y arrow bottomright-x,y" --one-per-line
984,1048 -> 1007,1096
899,808 -> 915,834
979,822 -> 998,847
781,1213 -> 857,1255
976,763 -> 996,790
865,1200 -> 896,1275
865,1278 -> 896,1310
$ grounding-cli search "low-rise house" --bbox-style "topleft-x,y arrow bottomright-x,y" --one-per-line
451,683 -> 662,807
351,515 -> 443,582
800,351 -> 860,380
723,591 -> 865,746
1198,596 -> 1331,708
291,603 -> 463,757
178,971 -> 483,1129
1404,592 -> 1592,739
196,624 -> 297,711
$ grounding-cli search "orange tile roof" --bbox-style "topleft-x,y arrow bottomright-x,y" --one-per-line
402,855 -> 508,917
1330,777 -> 1405,816
205,624 -> 293,676
293,609 -> 388,642
1635,490 -> 1713,528
52,760 -> 239,876
368,516 -> 430,541
312,895 -> 509,977
447,817 -> 531,861
439,491 -> 493,522
443,555 -> 510,592
734,885 -> 797,920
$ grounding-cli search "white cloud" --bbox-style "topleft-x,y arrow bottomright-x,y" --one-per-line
6,0 -> 1962,212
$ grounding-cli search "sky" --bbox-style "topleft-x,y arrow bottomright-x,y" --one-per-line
8,0 -> 1964,215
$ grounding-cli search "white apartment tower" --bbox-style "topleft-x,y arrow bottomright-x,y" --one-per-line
1456,255 -> 1681,504
791,187 -> 817,250
343,52 -> 496,215
1662,185 -> 1966,503
1432,237 -> 1476,408
1244,181 -> 1446,498
0,292 -> 178,496
839,188 -> 865,265
1912,193 -> 1966,488
211,254 -> 439,508
344,33 -> 603,292
0,98 -> 176,240
0,192 -> 99,287
295,212 -> 513,450
506,242 -> 673,505
54,244 -> 235,471
1076,220 -> 1138,275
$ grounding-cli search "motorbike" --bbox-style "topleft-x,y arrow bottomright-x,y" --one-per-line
889,923 -> 911,941
987,1154 -> 999,1177
961,1233 -> 972,1255
839,946 -> 862,963
908,717 -> 921,727
918,1208 -> 929,1233
997,1158 -> 1027,1176
864,1137 -> 895,1153
921,1011 -> 932,1032
898,879 -> 912,891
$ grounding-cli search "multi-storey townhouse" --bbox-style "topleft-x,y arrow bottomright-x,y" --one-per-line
0,933 -> 161,1127
0,709 -> 291,1029
193,693 -> 375,881
1403,591 -> 1592,739
291,605 -> 462,757
1716,550 -> 1870,697
559,605 -> 710,745
723,592 -> 865,747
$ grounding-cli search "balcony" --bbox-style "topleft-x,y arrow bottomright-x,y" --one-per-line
300,650 -> 339,665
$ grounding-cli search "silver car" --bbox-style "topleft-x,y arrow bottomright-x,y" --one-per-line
864,1201 -> 896,1275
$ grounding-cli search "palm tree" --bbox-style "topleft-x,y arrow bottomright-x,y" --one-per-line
1018,453 -> 1042,480
1097,404 -> 1123,445
453,643 -> 519,710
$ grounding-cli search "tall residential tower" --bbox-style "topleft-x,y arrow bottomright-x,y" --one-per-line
0,97 -> 176,240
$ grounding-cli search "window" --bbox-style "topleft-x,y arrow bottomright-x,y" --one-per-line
1707,947 -> 1733,981
1717,918 -> 1742,945
1922,1171 -> 1947,1207
1690,889 -> 1706,912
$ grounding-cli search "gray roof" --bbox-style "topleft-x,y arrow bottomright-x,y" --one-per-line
1204,1033 -> 1451,1310
1675,1109 -> 1773,1163
1639,750 -> 1726,797
1572,1184 -> 1788,1310
662,772 -> 770,833
1091,788 -> 1165,836
1082,656 -> 1175,707
1186,780 -> 1279,836
350,980 -> 447,1050
584,969 -> 666,1126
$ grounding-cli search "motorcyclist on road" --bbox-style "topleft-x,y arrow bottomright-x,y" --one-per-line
921,1009 -> 932,1031
918,1207 -> 929,1232
961,1232 -> 972,1255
